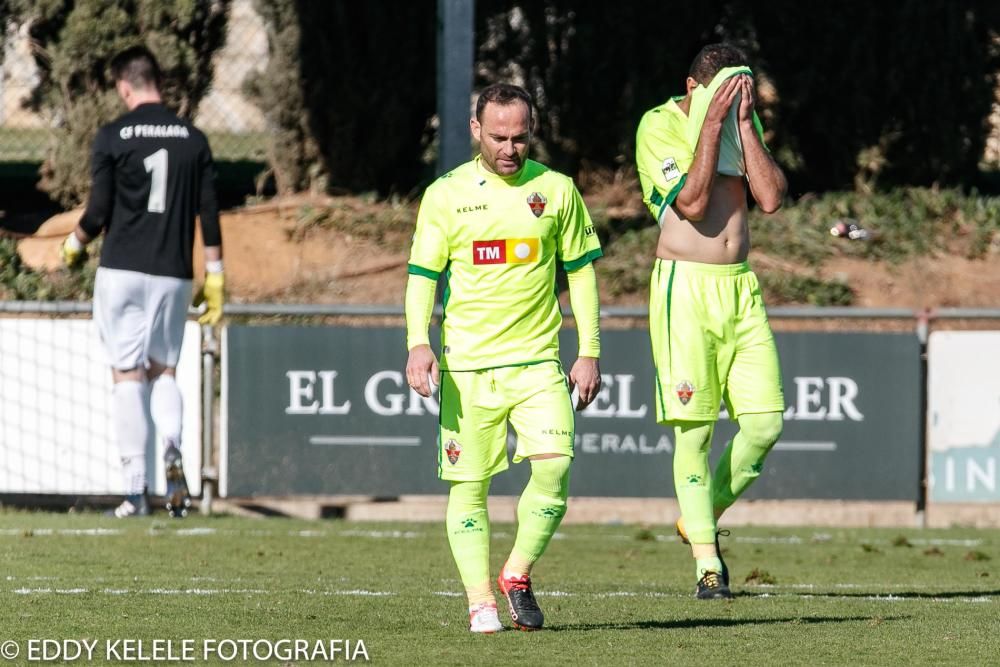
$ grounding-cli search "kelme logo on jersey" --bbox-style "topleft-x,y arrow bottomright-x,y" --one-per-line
675,380 -> 695,405
527,192 -> 547,217
472,238 -> 540,265
444,439 -> 462,465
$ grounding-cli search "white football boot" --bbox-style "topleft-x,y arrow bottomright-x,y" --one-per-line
468,602 -> 503,634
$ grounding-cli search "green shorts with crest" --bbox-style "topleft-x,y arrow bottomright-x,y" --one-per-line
649,259 -> 784,423
437,361 -> 575,481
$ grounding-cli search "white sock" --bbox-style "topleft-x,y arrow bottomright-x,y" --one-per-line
150,373 -> 183,452
113,380 -> 149,494
120,455 -> 146,496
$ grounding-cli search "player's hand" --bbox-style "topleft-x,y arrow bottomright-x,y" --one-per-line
193,272 -> 225,325
568,356 -> 601,411
704,74 -> 742,127
406,344 -> 440,398
60,233 -> 88,269
737,74 -> 755,124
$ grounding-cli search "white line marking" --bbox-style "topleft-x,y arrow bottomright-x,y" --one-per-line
734,536 -> 805,544
774,441 -> 837,451
309,436 -> 421,446
0,528 -> 123,537
144,588 -> 268,595
339,530 -> 422,539
296,589 -> 394,597
909,538 -> 983,547
176,528 -> 217,536
5,586 -> 993,603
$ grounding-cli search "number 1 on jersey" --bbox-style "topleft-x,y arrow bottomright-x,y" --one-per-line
143,148 -> 168,213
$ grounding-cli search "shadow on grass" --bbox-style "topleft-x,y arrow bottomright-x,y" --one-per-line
548,615 -> 906,632
739,590 -> 1000,600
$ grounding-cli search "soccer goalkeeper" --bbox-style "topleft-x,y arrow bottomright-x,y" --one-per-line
61,46 -> 223,519
405,83 -> 602,633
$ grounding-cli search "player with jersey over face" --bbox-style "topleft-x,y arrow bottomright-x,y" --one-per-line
405,83 -> 603,633
635,43 -> 787,599
61,45 -> 223,519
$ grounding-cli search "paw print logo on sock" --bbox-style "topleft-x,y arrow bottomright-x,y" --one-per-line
686,474 -> 702,484
462,517 -> 477,529
750,463 -> 764,474
675,381 -> 695,405
535,506 -> 562,518
444,439 -> 462,465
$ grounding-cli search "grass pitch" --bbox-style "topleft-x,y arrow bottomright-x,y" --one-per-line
2,511 -> 999,666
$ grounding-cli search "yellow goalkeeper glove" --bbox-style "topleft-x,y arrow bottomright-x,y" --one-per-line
60,233 -> 88,269
193,272 -> 225,325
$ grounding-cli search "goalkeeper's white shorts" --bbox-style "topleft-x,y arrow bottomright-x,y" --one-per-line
93,267 -> 192,371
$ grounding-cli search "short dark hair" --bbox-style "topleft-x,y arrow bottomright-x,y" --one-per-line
475,83 -> 532,124
689,43 -> 748,86
109,45 -> 162,90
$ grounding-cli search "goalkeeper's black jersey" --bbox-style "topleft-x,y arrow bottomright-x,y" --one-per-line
80,102 -> 221,279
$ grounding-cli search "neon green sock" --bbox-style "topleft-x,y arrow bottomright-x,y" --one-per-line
673,421 -> 717,544
446,479 -> 493,605
507,456 -> 572,576
712,411 -> 783,514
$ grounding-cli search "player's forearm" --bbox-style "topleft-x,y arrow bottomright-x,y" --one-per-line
79,182 -> 113,238
200,186 -> 222,248
566,262 -> 600,358
675,122 -> 723,221
740,122 -> 786,213
405,274 -> 436,350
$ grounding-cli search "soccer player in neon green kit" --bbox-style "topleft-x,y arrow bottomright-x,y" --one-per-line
636,44 -> 787,599
405,83 -> 602,633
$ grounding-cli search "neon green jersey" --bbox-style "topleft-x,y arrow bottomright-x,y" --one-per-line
636,69 -> 767,224
408,156 -> 602,371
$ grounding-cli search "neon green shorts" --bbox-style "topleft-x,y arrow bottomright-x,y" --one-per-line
649,259 -> 784,423
437,361 -> 575,481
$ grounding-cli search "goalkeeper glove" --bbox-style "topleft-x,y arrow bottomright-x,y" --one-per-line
60,233 -> 88,269
193,271 -> 225,325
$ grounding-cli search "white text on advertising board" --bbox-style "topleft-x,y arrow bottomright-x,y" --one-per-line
284,371 -> 864,422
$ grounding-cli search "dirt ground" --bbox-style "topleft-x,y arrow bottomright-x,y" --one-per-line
15,194 -> 1000,309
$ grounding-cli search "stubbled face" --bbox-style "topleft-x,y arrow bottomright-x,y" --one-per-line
470,100 -> 531,176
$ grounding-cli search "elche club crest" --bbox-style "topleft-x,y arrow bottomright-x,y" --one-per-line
675,381 -> 695,405
444,439 -> 462,465
527,192 -> 547,218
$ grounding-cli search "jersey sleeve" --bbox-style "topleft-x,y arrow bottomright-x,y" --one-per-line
197,134 -> 222,248
636,108 -> 693,224
79,126 -> 114,237
407,183 -> 450,280
752,111 -> 768,150
558,182 -> 602,272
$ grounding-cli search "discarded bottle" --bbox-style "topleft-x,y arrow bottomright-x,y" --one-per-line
830,220 -> 870,241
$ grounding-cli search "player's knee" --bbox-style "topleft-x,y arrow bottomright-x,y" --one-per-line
529,455 -> 571,497
741,412 -> 784,450
673,421 -> 714,454
448,479 -> 489,508
112,367 -> 145,383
